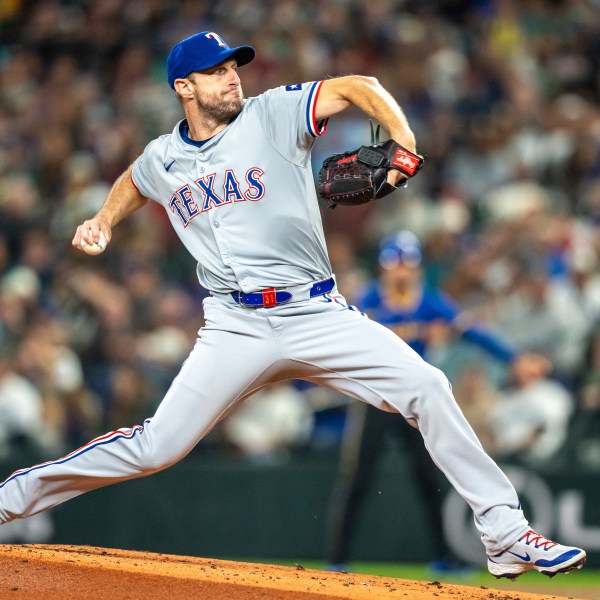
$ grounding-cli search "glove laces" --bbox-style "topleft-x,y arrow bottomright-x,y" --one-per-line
369,120 -> 381,146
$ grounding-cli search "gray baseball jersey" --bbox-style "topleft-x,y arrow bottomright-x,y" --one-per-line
0,78 -> 531,557
132,81 -> 332,294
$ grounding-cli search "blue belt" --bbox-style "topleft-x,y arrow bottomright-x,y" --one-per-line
231,277 -> 335,308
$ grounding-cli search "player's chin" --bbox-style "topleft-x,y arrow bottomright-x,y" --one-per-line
223,98 -> 244,118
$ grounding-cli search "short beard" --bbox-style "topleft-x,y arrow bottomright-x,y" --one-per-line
195,90 -> 244,125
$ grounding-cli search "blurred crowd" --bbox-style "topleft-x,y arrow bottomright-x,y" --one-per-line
1,0 -> 600,469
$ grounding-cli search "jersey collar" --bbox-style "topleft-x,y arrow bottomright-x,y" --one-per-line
178,120 -> 213,148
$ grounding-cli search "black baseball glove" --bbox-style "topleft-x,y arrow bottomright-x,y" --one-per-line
317,136 -> 424,209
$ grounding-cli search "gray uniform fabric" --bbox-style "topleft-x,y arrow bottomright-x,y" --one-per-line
132,82 -> 331,294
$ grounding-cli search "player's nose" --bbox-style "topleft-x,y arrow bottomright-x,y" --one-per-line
227,67 -> 241,85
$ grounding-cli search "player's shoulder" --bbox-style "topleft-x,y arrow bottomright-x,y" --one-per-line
141,122 -> 184,161
421,285 -> 460,315
275,82 -> 319,94
421,285 -> 444,303
250,81 -> 320,104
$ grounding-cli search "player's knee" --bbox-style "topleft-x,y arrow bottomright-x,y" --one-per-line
416,363 -> 453,401
137,445 -> 181,473
137,455 -> 165,473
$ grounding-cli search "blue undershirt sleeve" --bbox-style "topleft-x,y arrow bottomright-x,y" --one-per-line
460,326 -> 516,364
434,291 -> 516,364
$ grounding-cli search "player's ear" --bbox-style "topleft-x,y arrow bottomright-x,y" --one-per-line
174,77 -> 195,98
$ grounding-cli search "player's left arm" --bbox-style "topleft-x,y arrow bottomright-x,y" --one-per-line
315,76 -> 416,185
450,302 -> 551,379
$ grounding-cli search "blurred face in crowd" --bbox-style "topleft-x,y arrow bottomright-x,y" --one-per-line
380,259 -> 421,291
185,59 -> 244,123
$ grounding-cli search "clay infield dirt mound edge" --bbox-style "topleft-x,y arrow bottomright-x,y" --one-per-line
0,544 -> 586,600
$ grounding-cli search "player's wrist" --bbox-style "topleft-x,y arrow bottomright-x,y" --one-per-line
388,131 -> 416,154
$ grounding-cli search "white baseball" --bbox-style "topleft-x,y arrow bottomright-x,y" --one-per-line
81,231 -> 107,256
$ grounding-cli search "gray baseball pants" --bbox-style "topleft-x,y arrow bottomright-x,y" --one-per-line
0,289 -> 528,553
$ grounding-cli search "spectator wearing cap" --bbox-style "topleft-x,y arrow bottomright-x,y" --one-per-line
325,230 -> 550,574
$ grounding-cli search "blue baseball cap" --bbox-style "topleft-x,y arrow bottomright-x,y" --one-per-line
167,31 -> 255,89
378,231 -> 422,269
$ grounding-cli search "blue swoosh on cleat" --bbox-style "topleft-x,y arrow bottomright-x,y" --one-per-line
534,549 -> 582,568
508,551 -> 531,562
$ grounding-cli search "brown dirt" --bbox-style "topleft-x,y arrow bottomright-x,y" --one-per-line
0,544 -> 587,600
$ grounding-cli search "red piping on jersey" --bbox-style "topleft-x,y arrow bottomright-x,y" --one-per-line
312,81 -> 328,136
130,168 -> 142,193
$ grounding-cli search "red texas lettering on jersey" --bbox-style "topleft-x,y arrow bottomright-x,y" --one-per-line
168,167 -> 265,227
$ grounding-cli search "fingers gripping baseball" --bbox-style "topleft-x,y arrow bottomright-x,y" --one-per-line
72,220 -> 111,256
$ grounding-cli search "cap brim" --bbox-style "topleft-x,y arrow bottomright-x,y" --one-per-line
230,45 -> 255,67
196,45 -> 255,73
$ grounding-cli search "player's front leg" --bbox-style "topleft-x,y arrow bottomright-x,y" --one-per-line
297,302 -> 586,573
294,302 -> 527,550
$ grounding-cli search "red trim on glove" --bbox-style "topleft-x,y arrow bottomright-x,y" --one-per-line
392,147 -> 422,177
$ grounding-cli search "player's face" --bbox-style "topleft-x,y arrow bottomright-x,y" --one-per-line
189,59 -> 244,122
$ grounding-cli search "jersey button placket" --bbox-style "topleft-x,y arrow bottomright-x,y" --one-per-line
196,149 -> 236,283
196,151 -> 207,177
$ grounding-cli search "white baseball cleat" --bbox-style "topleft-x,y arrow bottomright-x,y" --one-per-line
487,529 -> 586,580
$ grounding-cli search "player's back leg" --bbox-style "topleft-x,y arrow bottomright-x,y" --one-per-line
0,299 -> 282,523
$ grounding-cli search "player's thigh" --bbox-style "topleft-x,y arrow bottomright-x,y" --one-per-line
146,299 -> 281,459
296,302 -> 449,415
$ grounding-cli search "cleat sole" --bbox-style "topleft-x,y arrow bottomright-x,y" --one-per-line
490,555 -> 586,580
539,556 -> 586,578
494,572 -> 525,581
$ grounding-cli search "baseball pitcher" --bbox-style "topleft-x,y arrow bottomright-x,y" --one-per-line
0,31 -> 585,580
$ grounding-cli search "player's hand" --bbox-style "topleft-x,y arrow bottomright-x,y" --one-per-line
511,353 -> 551,386
386,169 -> 407,188
72,218 -> 112,255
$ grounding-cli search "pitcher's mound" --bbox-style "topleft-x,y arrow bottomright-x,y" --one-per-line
0,544 -> 579,599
